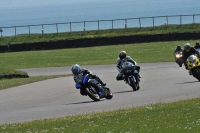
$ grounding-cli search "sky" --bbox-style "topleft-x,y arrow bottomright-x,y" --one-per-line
0,0 -> 105,8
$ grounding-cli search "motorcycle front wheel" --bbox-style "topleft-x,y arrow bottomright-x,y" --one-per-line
129,77 -> 137,91
192,69 -> 200,81
104,88 -> 113,99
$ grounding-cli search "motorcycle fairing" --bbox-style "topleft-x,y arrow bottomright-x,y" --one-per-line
88,79 -> 105,97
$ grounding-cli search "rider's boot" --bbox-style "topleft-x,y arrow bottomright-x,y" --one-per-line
96,78 -> 106,86
189,70 -> 192,75
80,89 -> 87,96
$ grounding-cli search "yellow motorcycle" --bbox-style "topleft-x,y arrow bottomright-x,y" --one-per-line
186,54 -> 200,81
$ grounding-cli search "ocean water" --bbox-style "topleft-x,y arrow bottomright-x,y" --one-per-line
0,0 -> 200,36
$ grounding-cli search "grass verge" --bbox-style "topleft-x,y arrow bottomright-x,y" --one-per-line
0,74 -> 71,90
0,98 -> 199,133
0,67 -> 28,79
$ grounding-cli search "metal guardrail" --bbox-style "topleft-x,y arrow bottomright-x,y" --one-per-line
1,14 -> 200,37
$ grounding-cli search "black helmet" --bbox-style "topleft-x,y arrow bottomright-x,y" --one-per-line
119,51 -> 127,60
71,64 -> 81,75
196,41 -> 200,46
177,45 -> 181,50
184,43 -> 191,52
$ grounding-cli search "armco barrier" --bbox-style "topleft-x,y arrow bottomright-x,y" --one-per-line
0,32 -> 200,52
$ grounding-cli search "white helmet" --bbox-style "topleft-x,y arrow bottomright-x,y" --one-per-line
71,64 -> 81,75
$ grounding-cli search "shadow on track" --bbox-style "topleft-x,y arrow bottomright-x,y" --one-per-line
113,90 -> 134,94
65,99 -> 106,105
176,81 -> 199,84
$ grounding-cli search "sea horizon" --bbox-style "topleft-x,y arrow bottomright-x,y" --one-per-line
0,0 -> 200,36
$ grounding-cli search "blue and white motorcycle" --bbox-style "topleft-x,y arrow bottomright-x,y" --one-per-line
75,74 -> 113,101
121,62 -> 140,91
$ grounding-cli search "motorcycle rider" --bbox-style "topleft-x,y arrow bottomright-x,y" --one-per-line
116,51 -> 141,80
194,41 -> 200,49
71,64 -> 106,95
173,45 -> 183,66
174,45 -> 182,53
182,43 -> 200,74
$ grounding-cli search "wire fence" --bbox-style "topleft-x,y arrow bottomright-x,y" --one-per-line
0,14 -> 200,37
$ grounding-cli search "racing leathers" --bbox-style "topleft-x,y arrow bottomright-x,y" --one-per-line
73,68 -> 106,95
116,56 -> 141,80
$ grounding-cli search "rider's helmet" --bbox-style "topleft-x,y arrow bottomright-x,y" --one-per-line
184,43 -> 191,52
71,64 -> 81,75
195,41 -> 200,46
176,45 -> 181,51
119,51 -> 127,60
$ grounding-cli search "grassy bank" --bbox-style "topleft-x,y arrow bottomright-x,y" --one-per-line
0,24 -> 200,45
0,40 -> 197,69
0,98 -> 199,133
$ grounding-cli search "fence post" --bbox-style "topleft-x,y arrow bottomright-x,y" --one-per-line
125,19 -> 127,29
15,26 -> 16,36
139,18 -> 141,28
180,15 -> 182,25
70,22 -> 72,32
112,20 -> 113,30
56,23 -> 58,33
98,21 -> 99,30
152,16 -> 154,28
193,14 -> 195,24
84,21 -> 85,32
28,25 -> 30,35
0,28 -> 3,38
41,24 -> 44,35
166,16 -> 168,27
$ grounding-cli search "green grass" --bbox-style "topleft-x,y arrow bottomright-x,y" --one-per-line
1,23 -> 200,45
0,98 -> 199,133
0,75 -> 71,90
0,40 -> 196,89
0,40 -> 197,69
0,67 -> 27,75
0,34 -> 199,132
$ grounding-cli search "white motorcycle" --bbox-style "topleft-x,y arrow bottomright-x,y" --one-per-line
174,51 -> 184,67
120,62 -> 140,91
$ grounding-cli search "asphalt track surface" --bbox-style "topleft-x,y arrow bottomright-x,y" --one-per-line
0,62 -> 200,124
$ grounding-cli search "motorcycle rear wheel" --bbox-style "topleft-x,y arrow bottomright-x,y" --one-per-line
85,87 -> 100,101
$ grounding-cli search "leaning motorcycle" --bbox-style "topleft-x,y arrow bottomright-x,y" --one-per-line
186,54 -> 200,81
120,62 -> 140,91
75,73 -> 113,101
174,51 -> 184,67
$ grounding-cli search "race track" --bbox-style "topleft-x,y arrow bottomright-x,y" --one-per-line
0,62 -> 199,124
